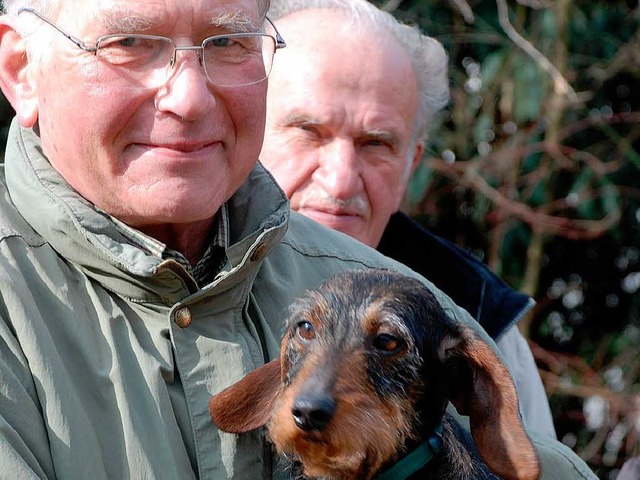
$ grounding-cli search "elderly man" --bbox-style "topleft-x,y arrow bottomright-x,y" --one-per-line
261,0 -> 556,439
0,0 -> 595,478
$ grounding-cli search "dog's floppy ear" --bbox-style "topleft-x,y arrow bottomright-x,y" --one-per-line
210,358 -> 282,433
441,328 -> 540,480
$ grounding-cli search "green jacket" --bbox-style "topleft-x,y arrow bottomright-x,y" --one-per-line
0,121 -> 595,479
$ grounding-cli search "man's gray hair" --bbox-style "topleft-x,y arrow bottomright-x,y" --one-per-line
2,0 -> 58,18
1,0 -> 62,49
268,0 -> 450,147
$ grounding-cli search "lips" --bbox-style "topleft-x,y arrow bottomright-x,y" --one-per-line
147,141 -> 217,153
296,208 -> 364,238
126,140 -> 221,161
297,204 -> 361,218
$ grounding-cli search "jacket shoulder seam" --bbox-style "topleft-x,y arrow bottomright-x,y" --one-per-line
278,237 -> 391,270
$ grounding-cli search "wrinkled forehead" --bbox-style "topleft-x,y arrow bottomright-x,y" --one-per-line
272,10 -> 418,102
54,0 -> 268,30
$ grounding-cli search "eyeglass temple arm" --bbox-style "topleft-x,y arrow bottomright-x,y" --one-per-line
265,16 -> 286,49
17,7 -> 98,53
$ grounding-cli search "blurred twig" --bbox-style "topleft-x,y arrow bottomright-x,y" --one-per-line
428,156 -> 622,240
530,340 -> 640,465
448,0 -> 474,23
515,0 -> 551,8
495,0 -> 578,102
380,0 -> 403,13
587,30 -> 640,84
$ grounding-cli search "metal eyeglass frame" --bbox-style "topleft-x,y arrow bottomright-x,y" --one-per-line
17,7 -> 287,82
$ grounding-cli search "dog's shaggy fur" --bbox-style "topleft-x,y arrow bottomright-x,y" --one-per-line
211,269 -> 540,479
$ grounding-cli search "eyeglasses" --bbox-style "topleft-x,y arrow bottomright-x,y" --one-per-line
18,7 -> 287,88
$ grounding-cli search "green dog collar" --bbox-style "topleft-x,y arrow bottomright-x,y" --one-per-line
374,423 -> 444,480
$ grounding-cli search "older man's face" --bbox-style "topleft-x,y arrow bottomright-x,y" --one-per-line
23,0 -> 267,227
260,10 -> 421,248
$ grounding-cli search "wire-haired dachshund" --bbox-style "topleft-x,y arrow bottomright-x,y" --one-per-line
210,269 -> 540,479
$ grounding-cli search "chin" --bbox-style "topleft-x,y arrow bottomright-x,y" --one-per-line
119,202 -> 219,227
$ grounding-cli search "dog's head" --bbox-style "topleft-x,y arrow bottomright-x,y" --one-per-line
210,269 -> 540,479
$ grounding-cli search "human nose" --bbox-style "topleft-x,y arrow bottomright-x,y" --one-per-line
314,140 -> 363,199
154,50 -> 215,121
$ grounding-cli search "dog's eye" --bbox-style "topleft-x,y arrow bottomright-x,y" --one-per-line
373,333 -> 402,352
296,321 -> 316,341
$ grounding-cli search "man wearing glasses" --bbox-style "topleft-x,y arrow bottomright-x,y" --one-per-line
0,0 -> 594,479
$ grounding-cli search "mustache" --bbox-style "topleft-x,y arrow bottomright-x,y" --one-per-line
297,188 -> 368,214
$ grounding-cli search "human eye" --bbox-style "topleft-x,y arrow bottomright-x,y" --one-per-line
208,36 -> 235,48
297,123 -> 320,136
360,134 -> 396,153
206,36 -> 229,48
290,123 -> 327,147
96,35 -> 166,66
204,34 -> 262,63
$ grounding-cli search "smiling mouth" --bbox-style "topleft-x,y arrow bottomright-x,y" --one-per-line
127,142 -> 220,160
153,142 -> 217,153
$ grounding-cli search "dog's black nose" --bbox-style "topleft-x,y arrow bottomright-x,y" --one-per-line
292,395 -> 336,431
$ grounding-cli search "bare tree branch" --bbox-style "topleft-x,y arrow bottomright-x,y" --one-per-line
515,0 -> 551,8
429,157 -> 622,240
495,0 -> 578,102
380,0 -> 403,13
448,0 -> 475,23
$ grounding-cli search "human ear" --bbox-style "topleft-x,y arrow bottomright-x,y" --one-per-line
0,19 -> 39,127
409,142 -> 424,176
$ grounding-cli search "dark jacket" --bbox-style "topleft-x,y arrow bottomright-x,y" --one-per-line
378,212 -> 533,340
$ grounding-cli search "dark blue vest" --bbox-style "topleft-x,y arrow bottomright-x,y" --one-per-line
377,212 -> 532,340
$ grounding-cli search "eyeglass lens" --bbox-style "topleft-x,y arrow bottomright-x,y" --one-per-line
95,34 -> 277,87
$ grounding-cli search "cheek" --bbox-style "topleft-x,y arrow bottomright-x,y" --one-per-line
34,65 -> 149,197
36,61 -> 135,149
365,169 -> 406,214
219,86 -> 268,189
266,159 -> 303,195
361,169 -> 407,246
77,60 -> 112,98
227,83 -> 267,142
261,140 -> 315,196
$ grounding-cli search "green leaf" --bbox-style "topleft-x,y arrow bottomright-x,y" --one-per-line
481,50 -> 506,89
540,9 -> 558,39
512,56 -> 544,123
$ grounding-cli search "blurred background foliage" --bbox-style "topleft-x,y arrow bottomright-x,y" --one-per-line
0,0 -> 637,478
371,0 -> 639,478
